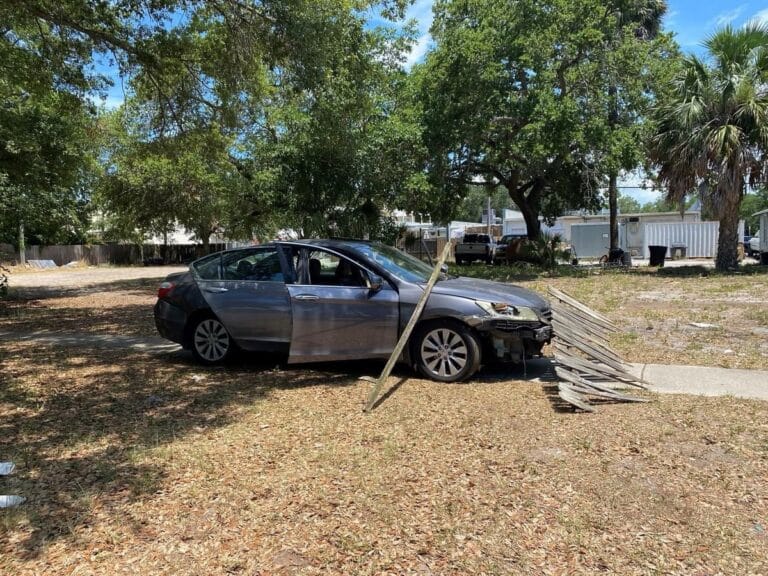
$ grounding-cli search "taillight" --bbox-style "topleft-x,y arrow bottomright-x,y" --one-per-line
157,281 -> 175,299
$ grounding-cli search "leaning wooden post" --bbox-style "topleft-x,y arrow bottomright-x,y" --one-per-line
363,240 -> 454,412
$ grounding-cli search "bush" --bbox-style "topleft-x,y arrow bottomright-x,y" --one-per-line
509,234 -> 571,269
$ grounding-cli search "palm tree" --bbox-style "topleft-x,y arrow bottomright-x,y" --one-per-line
650,23 -> 768,270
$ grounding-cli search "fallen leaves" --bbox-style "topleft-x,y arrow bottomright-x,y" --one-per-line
1,266 -> 767,574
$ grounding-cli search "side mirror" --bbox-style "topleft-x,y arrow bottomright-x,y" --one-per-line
440,264 -> 448,274
368,273 -> 384,294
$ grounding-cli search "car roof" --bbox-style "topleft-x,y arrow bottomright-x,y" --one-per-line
285,238 -> 373,248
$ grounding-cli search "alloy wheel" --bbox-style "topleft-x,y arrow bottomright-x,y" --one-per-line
193,318 -> 230,363
419,327 -> 469,379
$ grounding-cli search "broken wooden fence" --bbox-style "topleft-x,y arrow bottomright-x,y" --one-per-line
548,287 -> 650,412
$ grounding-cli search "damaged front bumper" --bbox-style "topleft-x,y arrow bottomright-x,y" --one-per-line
464,315 -> 552,362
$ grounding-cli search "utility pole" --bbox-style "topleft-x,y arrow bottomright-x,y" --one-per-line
486,196 -> 492,236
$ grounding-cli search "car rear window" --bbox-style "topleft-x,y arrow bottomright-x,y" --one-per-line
463,234 -> 490,243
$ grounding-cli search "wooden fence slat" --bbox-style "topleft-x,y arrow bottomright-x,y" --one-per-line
548,287 -> 617,329
553,347 -> 648,389
555,368 -> 648,402
363,241 -> 453,412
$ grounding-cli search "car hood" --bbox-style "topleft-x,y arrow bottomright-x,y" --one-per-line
430,277 -> 549,311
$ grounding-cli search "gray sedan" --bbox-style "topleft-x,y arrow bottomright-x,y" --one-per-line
154,239 -> 552,382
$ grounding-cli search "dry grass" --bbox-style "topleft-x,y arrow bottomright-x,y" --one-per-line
2,344 -> 768,575
1,265 -> 768,574
0,276 -> 163,338
460,263 -> 768,370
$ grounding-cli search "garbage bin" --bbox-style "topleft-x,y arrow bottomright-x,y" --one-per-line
648,245 -> 667,267
671,243 -> 687,260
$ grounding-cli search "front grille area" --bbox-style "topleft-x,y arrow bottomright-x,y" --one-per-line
491,319 -> 541,332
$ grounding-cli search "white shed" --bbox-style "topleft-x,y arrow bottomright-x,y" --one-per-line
755,209 -> 768,254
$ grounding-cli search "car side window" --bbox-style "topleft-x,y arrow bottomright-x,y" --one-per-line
193,254 -> 221,280
221,248 -> 285,282
304,249 -> 367,287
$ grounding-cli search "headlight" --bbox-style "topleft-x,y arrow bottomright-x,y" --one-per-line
475,301 -> 540,321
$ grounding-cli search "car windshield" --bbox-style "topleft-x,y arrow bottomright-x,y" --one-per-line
346,242 -> 436,283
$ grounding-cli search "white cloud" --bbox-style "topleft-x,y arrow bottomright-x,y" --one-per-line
99,95 -> 125,110
403,0 -> 434,68
406,0 -> 434,34
623,188 -> 663,205
405,34 -> 432,68
711,5 -> 746,27
87,94 -> 125,110
753,8 -> 768,25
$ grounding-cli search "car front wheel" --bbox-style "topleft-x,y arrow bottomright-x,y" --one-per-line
191,316 -> 232,365
414,321 -> 481,382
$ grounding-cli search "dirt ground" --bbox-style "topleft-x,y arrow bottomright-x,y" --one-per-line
1,264 -> 768,575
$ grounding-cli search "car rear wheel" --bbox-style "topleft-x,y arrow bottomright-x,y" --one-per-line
191,316 -> 232,365
414,321 -> 481,382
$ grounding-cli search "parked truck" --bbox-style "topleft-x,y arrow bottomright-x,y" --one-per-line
455,233 -> 496,265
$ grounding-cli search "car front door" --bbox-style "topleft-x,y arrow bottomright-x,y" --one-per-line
195,247 -> 292,350
286,247 -> 399,363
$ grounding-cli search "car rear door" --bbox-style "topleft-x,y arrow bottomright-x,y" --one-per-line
194,247 -> 292,349
285,247 -> 399,363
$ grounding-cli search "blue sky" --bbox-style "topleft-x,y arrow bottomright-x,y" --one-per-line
666,0 -> 768,53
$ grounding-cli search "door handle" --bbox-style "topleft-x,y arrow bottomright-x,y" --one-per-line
203,287 -> 229,294
295,294 -> 319,301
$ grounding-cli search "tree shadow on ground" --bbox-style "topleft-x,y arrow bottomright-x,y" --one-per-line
5,276 -> 164,301
0,302 -> 158,338
0,342 -> 374,558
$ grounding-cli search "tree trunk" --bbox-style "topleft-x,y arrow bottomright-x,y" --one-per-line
18,220 -> 26,266
715,189 -> 741,271
608,171 -> 618,251
520,203 -> 541,240
507,181 -> 541,240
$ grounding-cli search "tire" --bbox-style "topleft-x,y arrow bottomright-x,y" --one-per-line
414,320 -> 481,382
190,315 -> 233,365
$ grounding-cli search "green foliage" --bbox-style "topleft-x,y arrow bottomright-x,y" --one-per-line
0,87 -> 97,246
453,185 -> 511,223
650,22 -> 768,270
508,234 -> 571,270
617,194 -> 643,214
3,1 -> 422,247
97,107 -> 257,246
230,16 -> 426,239
416,0 -> 677,239
741,190 -> 768,234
